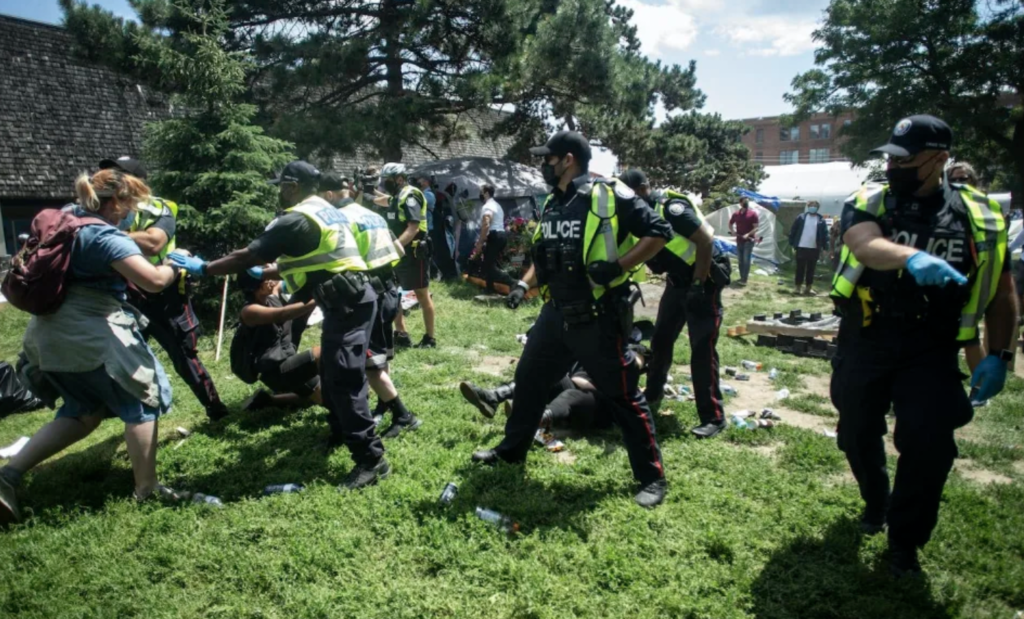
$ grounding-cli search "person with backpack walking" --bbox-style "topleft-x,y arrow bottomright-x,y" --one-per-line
100,157 -> 230,421
0,169 -> 183,524
233,270 -> 323,411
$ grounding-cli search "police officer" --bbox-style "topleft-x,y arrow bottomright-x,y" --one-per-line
617,171 -> 727,438
473,131 -> 673,508
171,161 -> 390,490
323,174 -> 422,438
830,116 -> 1016,576
379,163 -> 437,349
100,157 -> 229,421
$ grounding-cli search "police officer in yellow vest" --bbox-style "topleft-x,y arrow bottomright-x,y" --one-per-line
380,163 -> 437,349
171,161 -> 391,490
830,116 -> 1017,577
473,131 -> 673,508
101,157 -> 229,422
616,172 -> 729,439
319,173 -> 423,439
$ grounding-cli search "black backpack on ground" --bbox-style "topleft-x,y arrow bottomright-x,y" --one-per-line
0,360 -> 44,417
229,322 -> 261,384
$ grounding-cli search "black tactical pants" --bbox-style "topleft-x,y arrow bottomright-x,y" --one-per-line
496,301 -> 665,485
132,285 -> 224,415
830,326 -> 972,549
322,300 -> 385,465
645,279 -> 725,425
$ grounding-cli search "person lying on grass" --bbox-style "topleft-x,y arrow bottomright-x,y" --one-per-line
235,270 -> 323,412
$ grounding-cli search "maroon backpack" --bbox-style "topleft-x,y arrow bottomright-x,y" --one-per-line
2,209 -> 105,315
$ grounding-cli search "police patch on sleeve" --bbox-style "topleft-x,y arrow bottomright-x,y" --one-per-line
668,202 -> 685,216
406,196 -> 419,209
613,183 -> 635,200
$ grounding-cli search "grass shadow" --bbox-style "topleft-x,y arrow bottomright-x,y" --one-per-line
749,517 -> 955,619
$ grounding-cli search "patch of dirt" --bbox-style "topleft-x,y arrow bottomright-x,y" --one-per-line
801,374 -> 832,397
552,451 -> 577,465
475,355 -> 519,376
955,460 -> 1014,485
1014,461 -> 1024,477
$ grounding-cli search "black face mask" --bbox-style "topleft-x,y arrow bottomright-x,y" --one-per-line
886,166 -> 924,197
384,179 -> 400,195
541,158 -> 565,187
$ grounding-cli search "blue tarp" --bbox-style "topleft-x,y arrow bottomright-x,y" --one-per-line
733,188 -> 781,211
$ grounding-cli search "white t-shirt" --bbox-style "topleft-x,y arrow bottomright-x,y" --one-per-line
798,214 -> 820,249
482,198 -> 505,232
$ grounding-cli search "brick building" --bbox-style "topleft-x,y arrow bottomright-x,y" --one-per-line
739,111 -> 856,166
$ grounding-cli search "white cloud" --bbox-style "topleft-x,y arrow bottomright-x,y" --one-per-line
714,17 -> 818,57
616,0 -> 699,58
704,49 -> 721,57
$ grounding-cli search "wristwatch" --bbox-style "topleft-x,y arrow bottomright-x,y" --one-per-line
992,349 -> 1014,362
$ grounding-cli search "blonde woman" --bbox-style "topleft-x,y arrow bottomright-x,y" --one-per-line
0,169 -> 181,524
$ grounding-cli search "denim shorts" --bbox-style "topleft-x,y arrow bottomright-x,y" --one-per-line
49,366 -> 167,424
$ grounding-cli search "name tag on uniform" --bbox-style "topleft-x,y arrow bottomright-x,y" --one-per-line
387,213 -> 397,220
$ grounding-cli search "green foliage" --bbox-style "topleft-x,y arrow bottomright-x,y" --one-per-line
618,111 -> 767,198
785,0 -> 1024,198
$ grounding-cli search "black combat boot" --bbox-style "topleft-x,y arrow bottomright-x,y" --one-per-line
460,381 -> 515,418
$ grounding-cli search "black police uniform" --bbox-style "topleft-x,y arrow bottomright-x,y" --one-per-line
644,199 -> 726,428
366,265 -> 400,370
832,186 -> 1010,549
248,210 -> 384,465
495,174 -> 672,485
120,209 -> 228,419
385,188 -> 430,291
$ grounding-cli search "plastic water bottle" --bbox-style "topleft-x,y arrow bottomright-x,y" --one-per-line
722,384 -> 738,397
775,388 -> 790,401
732,410 -> 754,419
729,414 -> 753,430
475,507 -> 519,534
768,368 -> 779,381
741,360 -> 763,371
263,483 -> 305,496
191,493 -> 224,508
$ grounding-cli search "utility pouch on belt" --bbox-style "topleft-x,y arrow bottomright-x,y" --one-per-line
613,286 -> 641,341
314,272 -> 365,313
710,253 -> 732,289
369,275 -> 386,295
412,237 -> 432,260
559,299 -> 595,327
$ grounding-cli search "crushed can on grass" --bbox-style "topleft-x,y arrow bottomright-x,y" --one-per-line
735,373 -> 750,381
264,483 -> 305,496
191,493 -> 224,508
722,384 -> 738,397
775,388 -> 790,401
439,482 -> 458,506
724,367 -> 738,377
741,360 -> 763,371
768,368 -> 779,381
760,408 -> 781,420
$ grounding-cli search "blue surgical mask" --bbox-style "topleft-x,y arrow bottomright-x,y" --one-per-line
808,206 -> 819,214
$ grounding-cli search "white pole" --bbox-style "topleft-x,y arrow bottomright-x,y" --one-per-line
215,277 -> 229,362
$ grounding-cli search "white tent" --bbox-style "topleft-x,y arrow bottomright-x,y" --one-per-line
705,202 -> 790,266
759,162 -> 872,216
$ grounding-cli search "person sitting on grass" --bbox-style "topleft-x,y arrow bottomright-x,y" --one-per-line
0,170 -> 183,524
236,270 -> 324,411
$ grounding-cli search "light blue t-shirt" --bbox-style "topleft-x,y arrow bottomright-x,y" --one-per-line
69,207 -> 142,298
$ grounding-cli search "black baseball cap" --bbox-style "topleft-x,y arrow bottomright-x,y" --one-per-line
269,160 -> 321,187
530,130 -> 592,165
618,169 -> 649,191
99,156 -> 147,180
871,115 -> 953,158
319,173 -> 347,191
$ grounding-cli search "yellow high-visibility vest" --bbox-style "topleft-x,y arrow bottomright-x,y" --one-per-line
656,190 -> 705,266
340,202 -> 402,270
830,183 -> 1006,342
131,197 -> 178,264
394,185 -> 428,234
277,196 -> 368,293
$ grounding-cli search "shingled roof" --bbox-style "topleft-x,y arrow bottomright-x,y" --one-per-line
0,15 -> 171,200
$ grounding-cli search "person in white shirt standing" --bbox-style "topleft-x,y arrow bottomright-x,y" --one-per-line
788,200 -> 828,295
472,183 -> 515,292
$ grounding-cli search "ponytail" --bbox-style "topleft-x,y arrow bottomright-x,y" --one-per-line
74,173 -> 100,212
73,169 -> 152,213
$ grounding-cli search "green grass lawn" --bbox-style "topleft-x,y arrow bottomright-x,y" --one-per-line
1,265 -> 1022,619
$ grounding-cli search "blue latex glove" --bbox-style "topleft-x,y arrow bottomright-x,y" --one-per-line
970,355 -> 1007,402
247,266 -> 264,280
169,252 -> 207,277
905,251 -> 967,287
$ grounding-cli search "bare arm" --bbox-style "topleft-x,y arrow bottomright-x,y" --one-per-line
689,224 -> 714,283
519,264 -> 537,288
474,213 -> 492,255
241,299 -> 316,327
205,247 -> 263,276
620,237 -> 667,272
111,255 -> 177,293
843,221 -> 917,271
128,228 -> 169,257
397,221 -> 419,247
983,273 -> 1018,353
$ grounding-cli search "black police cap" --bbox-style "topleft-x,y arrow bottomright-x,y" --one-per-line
270,160 -> 321,187
871,115 -> 953,158
99,156 -> 147,180
618,169 -> 649,191
529,130 -> 592,165
319,173 -> 347,191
